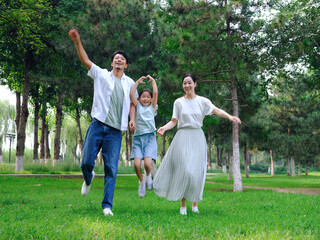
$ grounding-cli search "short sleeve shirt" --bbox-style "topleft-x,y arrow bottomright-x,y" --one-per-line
87,63 -> 136,131
134,102 -> 157,136
104,76 -> 124,129
172,96 -> 216,129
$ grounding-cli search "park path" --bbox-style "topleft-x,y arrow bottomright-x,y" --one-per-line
206,181 -> 320,196
1,174 -> 319,196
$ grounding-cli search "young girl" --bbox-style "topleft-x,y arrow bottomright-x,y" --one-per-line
129,75 -> 158,198
153,74 -> 241,215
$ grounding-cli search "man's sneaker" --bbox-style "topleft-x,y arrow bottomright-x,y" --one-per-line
180,207 -> 187,215
103,208 -> 114,216
81,171 -> 95,196
138,179 -> 146,198
146,174 -> 153,190
192,206 -> 199,213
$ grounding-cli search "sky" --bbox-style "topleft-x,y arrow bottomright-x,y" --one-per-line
0,85 -> 17,150
0,85 -> 16,105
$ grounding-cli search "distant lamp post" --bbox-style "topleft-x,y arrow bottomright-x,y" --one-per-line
6,133 -> 15,163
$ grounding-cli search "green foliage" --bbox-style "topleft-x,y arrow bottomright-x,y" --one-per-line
249,163 -> 269,173
1,0 -> 320,171
0,175 -> 320,239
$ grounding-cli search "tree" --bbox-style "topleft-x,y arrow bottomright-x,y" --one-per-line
0,0 -> 53,170
0,100 -> 16,163
153,0 -> 272,191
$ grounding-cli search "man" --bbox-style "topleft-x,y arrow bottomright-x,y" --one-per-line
68,29 -> 136,216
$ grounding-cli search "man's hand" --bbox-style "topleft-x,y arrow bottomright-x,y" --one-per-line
68,29 -> 80,43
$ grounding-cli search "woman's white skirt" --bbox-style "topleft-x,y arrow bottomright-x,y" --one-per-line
153,128 -> 207,202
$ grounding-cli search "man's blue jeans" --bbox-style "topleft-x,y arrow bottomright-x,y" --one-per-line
81,118 -> 122,210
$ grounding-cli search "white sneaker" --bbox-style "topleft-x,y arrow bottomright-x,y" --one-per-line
103,208 -> 114,216
81,171 -> 95,196
192,206 -> 199,213
146,174 -> 153,190
138,179 -> 146,198
180,207 -> 187,215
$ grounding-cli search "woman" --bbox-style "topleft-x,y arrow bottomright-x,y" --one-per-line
153,74 -> 241,215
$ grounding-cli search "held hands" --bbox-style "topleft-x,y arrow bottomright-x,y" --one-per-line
129,120 -> 136,132
157,127 -> 165,136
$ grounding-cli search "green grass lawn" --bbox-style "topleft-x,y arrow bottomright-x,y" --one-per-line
207,172 -> 320,188
1,175 -> 320,239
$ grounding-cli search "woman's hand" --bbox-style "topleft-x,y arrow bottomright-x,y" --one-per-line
157,127 -> 166,136
229,116 -> 241,124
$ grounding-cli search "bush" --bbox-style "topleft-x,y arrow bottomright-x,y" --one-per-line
249,164 -> 269,173
0,163 -> 15,174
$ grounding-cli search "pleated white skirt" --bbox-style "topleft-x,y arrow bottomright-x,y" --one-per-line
153,128 -> 207,202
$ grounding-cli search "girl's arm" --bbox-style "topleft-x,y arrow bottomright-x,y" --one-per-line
212,108 -> 241,124
157,118 -> 178,136
147,75 -> 158,114
129,103 -> 136,132
130,76 -> 147,107
68,29 -> 92,70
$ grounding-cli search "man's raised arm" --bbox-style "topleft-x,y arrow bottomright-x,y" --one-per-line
68,29 -> 92,70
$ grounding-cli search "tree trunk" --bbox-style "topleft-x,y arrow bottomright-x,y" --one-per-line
216,146 -> 220,169
207,134 -> 212,169
161,134 -> 166,161
118,151 -> 122,166
128,129 -> 132,166
53,92 -> 63,165
44,122 -> 50,163
40,106 -> 46,164
75,107 -> 84,159
0,147 -> 3,163
33,91 -> 40,164
99,149 -> 103,164
244,144 -> 249,178
219,146 -> 224,169
16,50 -> 33,172
226,13 -> 242,191
290,157 -> 296,177
125,130 -> 129,166
15,92 -> 21,134
270,149 -> 274,176
305,161 -> 308,176
228,144 -> 233,180
286,158 -> 291,176
222,148 -> 227,174
230,79 -> 242,191
72,145 -> 78,163
151,160 -> 157,179
228,155 -> 233,180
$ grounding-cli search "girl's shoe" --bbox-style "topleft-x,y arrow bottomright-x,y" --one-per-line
146,174 -> 153,190
192,206 -> 199,213
138,179 -> 146,198
180,207 -> 187,215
